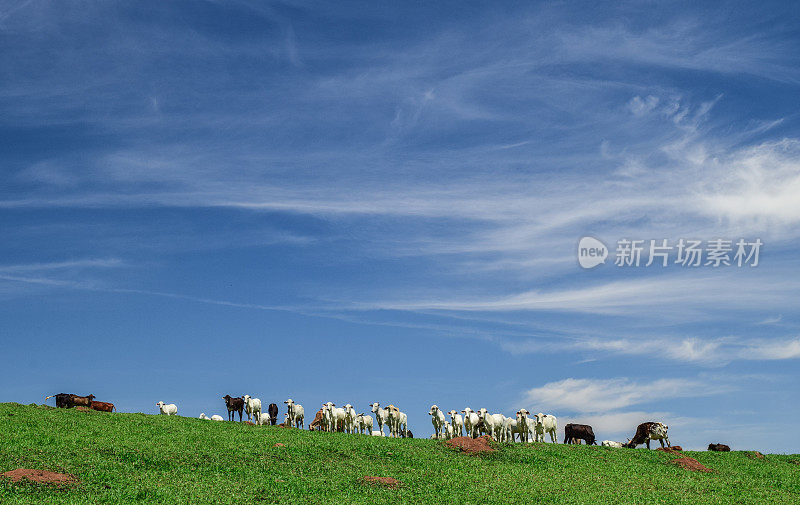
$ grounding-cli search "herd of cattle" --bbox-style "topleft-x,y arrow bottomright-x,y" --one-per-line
43,393 -> 733,451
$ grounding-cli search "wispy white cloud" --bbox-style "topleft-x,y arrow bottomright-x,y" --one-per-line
522,377 -> 731,414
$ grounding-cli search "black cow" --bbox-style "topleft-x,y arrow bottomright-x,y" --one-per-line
45,393 -> 74,408
223,395 -> 245,422
564,423 -> 596,445
708,443 -> 730,452
268,403 -> 279,425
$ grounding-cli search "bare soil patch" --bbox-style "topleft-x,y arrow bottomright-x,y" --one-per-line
2,468 -> 78,486
657,447 -> 682,454
362,476 -> 401,488
274,443 -> 285,447
670,457 -> 713,473
445,435 -> 496,455
748,451 -> 764,460
75,406 -> 91,412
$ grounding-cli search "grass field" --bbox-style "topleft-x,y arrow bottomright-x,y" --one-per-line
1,403 -> 798,504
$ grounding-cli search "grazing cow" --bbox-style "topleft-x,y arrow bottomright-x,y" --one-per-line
243,395 -> 262,422
533,413 -> 558,443
601,440 -> 625,448
428,405 -> 446,439
90,401 -> 115,413
156,401 -> 178,416
708,443 -> 730,452
223,395 -> 245,422
623,422 -> 670,449
564,423 -> 596,445
284,399 -> 305,429
268,403 -> 279,425
370,403 -> 389,435
309,409 -> 327,431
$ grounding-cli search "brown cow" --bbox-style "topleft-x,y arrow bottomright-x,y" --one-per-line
90,401 -> 116,413
223,395 -> 245,422
708,443 -> 730,452
70,394 -> 95,408
309,409 -> 327,431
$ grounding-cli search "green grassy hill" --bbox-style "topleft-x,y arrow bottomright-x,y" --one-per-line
1,403 -> 798,504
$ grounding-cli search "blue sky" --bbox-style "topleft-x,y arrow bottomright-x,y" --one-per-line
1,1 -> 799,452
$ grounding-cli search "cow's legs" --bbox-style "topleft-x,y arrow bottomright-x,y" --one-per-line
646,439 -> 651,449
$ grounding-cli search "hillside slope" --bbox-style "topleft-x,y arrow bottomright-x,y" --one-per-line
1,403 -> 798,504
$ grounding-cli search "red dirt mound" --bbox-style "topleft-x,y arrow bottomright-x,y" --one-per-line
671,457 -> 712,472
2,468 -> 78,486
274,443 -> 285,447
445,435 -> 496,454
363,476 -> 401,488
243,421 -> 256,426
657,446 -> 682,454
671,446 -> 683,451
749,451 -> 764,459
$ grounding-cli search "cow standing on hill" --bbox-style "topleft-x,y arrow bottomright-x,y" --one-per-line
45,393 -> 75,408
708,443 -> 730,452
268,403 -> 279,425
564,424 -> 596,445
223,395 -> 245,422
623,422 -> 670,449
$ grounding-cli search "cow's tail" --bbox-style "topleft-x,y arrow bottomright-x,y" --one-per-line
44,395 -> 55,401
113,405 -> 116,412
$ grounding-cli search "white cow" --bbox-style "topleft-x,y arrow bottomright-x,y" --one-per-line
386,405 -> 406,438
448,410 -> 464,438
199,413 -> 210,420
533,413 -> 558,443
257,412 -> 271,426
428,405 -> 446,439
156,401 -> 177,416
602,440 -> 625,448
369,402 -> 389,436
356,413 -> 374,434
343,404 -> 358,434
502,417 -> 521,442
371,430 -> 385,437
284,399 -> 305,429
478,408 -> 505,441
211,414 -> 224,421
516,409 -> 532,443
461,408 -> 481,438
443,420 -> 454,440
243,395 -> 262,422
322,402 -> 345,432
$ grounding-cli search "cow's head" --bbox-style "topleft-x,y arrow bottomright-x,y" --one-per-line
428,404 -> 439,415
